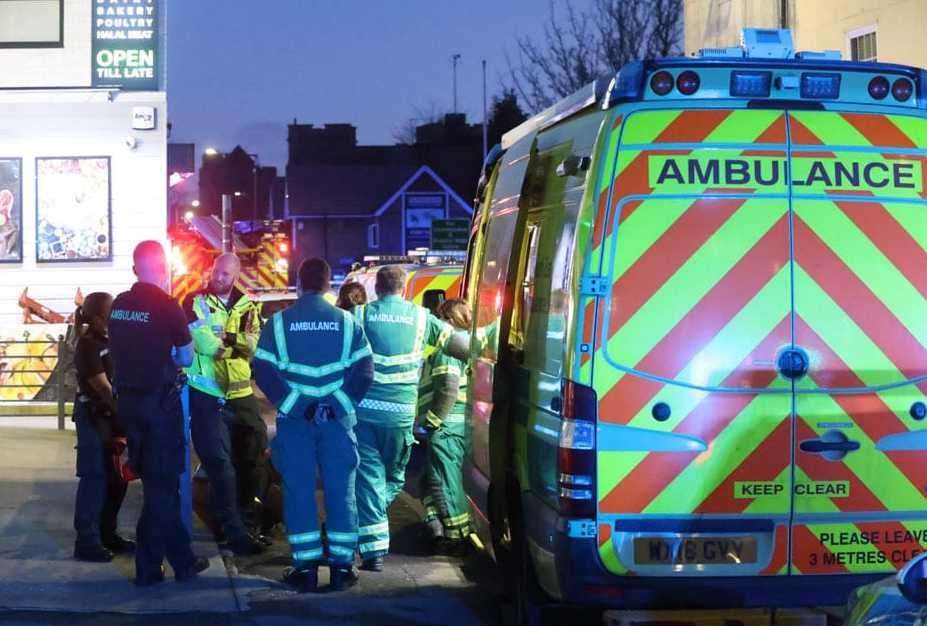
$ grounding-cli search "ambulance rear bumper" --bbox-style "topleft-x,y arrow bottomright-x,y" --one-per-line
524,493 -> 883,609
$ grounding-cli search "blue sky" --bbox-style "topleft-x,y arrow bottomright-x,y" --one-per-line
166,1 -> 594,169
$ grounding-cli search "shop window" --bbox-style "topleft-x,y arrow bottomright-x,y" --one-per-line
849,26 -> 877,62
0,0 -> 63,48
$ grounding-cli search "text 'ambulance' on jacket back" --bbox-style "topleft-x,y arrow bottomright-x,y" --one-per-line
253,292 -> 374,429
108,283 -> 192,392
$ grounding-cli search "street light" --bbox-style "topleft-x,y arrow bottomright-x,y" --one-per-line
204,147 -> 219,156
248,152 -> 261,221
191,199 -> 200,208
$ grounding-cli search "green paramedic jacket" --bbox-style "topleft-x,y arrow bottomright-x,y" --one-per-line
354,294 -> 465,427
417,351 -> 468,430
253,292 -> 374,429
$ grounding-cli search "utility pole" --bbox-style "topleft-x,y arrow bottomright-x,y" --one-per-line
482,59 -> 488,161
452,53 -> 461,113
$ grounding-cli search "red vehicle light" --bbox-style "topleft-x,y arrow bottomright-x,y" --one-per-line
650,71 -> 674,96
277,241 -> 289,255
868,76 -> 890,100
676,71 -> 700,96
893,78 -> 914,102
559,380 -> 597,517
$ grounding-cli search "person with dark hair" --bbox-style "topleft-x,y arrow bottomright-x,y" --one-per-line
336,282 -> 368,311
72,292 -> 134,562
417,299 -> 472,555
108,240 -> 209,586
254,257 -> 374,592
352,265 -> 469,572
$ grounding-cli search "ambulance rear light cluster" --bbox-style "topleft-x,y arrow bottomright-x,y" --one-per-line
649,70 -> 701,96
558,380 -> 597,517
868,75 -> 914,102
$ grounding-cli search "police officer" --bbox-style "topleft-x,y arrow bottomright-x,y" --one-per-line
353,265 -> 468,572
72,291 -> 133,562
183,253 -> 266,555
108,241 -> 209,586
417,298 -> 472,556
254,258 -> 373,592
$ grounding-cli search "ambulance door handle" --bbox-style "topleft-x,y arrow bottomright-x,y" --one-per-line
799,439 -> 860,454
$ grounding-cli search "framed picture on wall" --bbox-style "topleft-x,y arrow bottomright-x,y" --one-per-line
35,157 -> 112,262
0,158 -> 23,263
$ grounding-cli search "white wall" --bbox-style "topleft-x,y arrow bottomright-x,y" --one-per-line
0,0 -> 91,88
0,90 -> 167,326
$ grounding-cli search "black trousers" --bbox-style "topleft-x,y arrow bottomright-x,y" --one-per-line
73,402 -> 127,547
226,394 -> 269,530
119,388 -> 195,580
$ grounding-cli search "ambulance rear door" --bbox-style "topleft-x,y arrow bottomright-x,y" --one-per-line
789,109 -> 927,575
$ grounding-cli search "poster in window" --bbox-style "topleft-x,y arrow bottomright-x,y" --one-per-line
36,157 -> 112,262
0,158 -> 22,263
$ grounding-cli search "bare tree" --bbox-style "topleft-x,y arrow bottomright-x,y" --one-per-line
507,0 -> 683,112
392,102 -> 447,145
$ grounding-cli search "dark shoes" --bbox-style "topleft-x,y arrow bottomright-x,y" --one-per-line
282,566 -> 318,593
175,556 -> 211,582
102,534 -> 136,554
134,566 -> 166,587
225,534 -> 267,556
329,565 -> 359,591
360,555 -> 385,572
74,542 -> 113,563
434,537 -> 471,558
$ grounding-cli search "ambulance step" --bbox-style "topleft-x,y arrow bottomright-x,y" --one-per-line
602,608 -> 834,626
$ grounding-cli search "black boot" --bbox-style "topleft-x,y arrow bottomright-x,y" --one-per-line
74,542 -> 114,563
329,565 -> 359,591
282,566 -> 318,593
360,555 -> 384,572
102,534 -> 136,554
176,556 -> 210,582
225,534 -> 267,556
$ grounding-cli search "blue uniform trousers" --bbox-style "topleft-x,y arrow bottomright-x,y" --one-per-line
355,419 -> 415,560
189,388 -> 248,542
119,388 -> 196,581
73,401 -> 127,548
271,415 -> 359,567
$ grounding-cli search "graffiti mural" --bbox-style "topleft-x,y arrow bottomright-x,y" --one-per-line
0,324 -> 70,401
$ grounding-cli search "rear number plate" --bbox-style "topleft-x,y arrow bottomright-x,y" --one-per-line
633,536 -> 757,565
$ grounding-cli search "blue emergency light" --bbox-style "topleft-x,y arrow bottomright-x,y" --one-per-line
800,73 -> 841,99
730,71 -> 772,97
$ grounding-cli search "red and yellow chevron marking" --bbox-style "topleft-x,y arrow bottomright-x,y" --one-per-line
589,108 -> 927,577
239,240 -> 288,292
404,265 -> 463,306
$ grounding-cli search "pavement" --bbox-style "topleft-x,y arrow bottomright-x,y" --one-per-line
0,427 -> 504,626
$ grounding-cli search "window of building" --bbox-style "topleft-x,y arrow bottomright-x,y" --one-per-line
848,25 -> 877,62
0,0 -> 63,48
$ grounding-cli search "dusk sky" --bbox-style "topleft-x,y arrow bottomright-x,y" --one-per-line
167,1 -> 594,170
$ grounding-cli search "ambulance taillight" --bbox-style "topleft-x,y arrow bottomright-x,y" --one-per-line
558,380 -> 597,517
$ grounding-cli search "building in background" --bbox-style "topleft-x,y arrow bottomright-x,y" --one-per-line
285,115 -> 482,274
0,0 -> 167,326
197,146 -> 278,223
684,0 -> 927,68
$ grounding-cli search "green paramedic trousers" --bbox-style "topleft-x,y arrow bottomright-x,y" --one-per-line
355,420 -> 415,560
422,419 -> 471,541
271,415 -> 359,567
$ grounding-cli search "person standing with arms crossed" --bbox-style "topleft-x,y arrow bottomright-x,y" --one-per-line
182,253 -> 267,554
352,265 -> 469,572
254,258 -> 374,592
108,241 -> 209,586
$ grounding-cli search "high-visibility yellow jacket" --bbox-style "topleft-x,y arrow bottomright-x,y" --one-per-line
182,288 -> 261,399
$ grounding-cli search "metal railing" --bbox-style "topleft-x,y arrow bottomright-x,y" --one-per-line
0,335 -> 70,430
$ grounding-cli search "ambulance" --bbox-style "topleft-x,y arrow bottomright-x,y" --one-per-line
462,29 -> 927,620
345,252 -> 464,312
